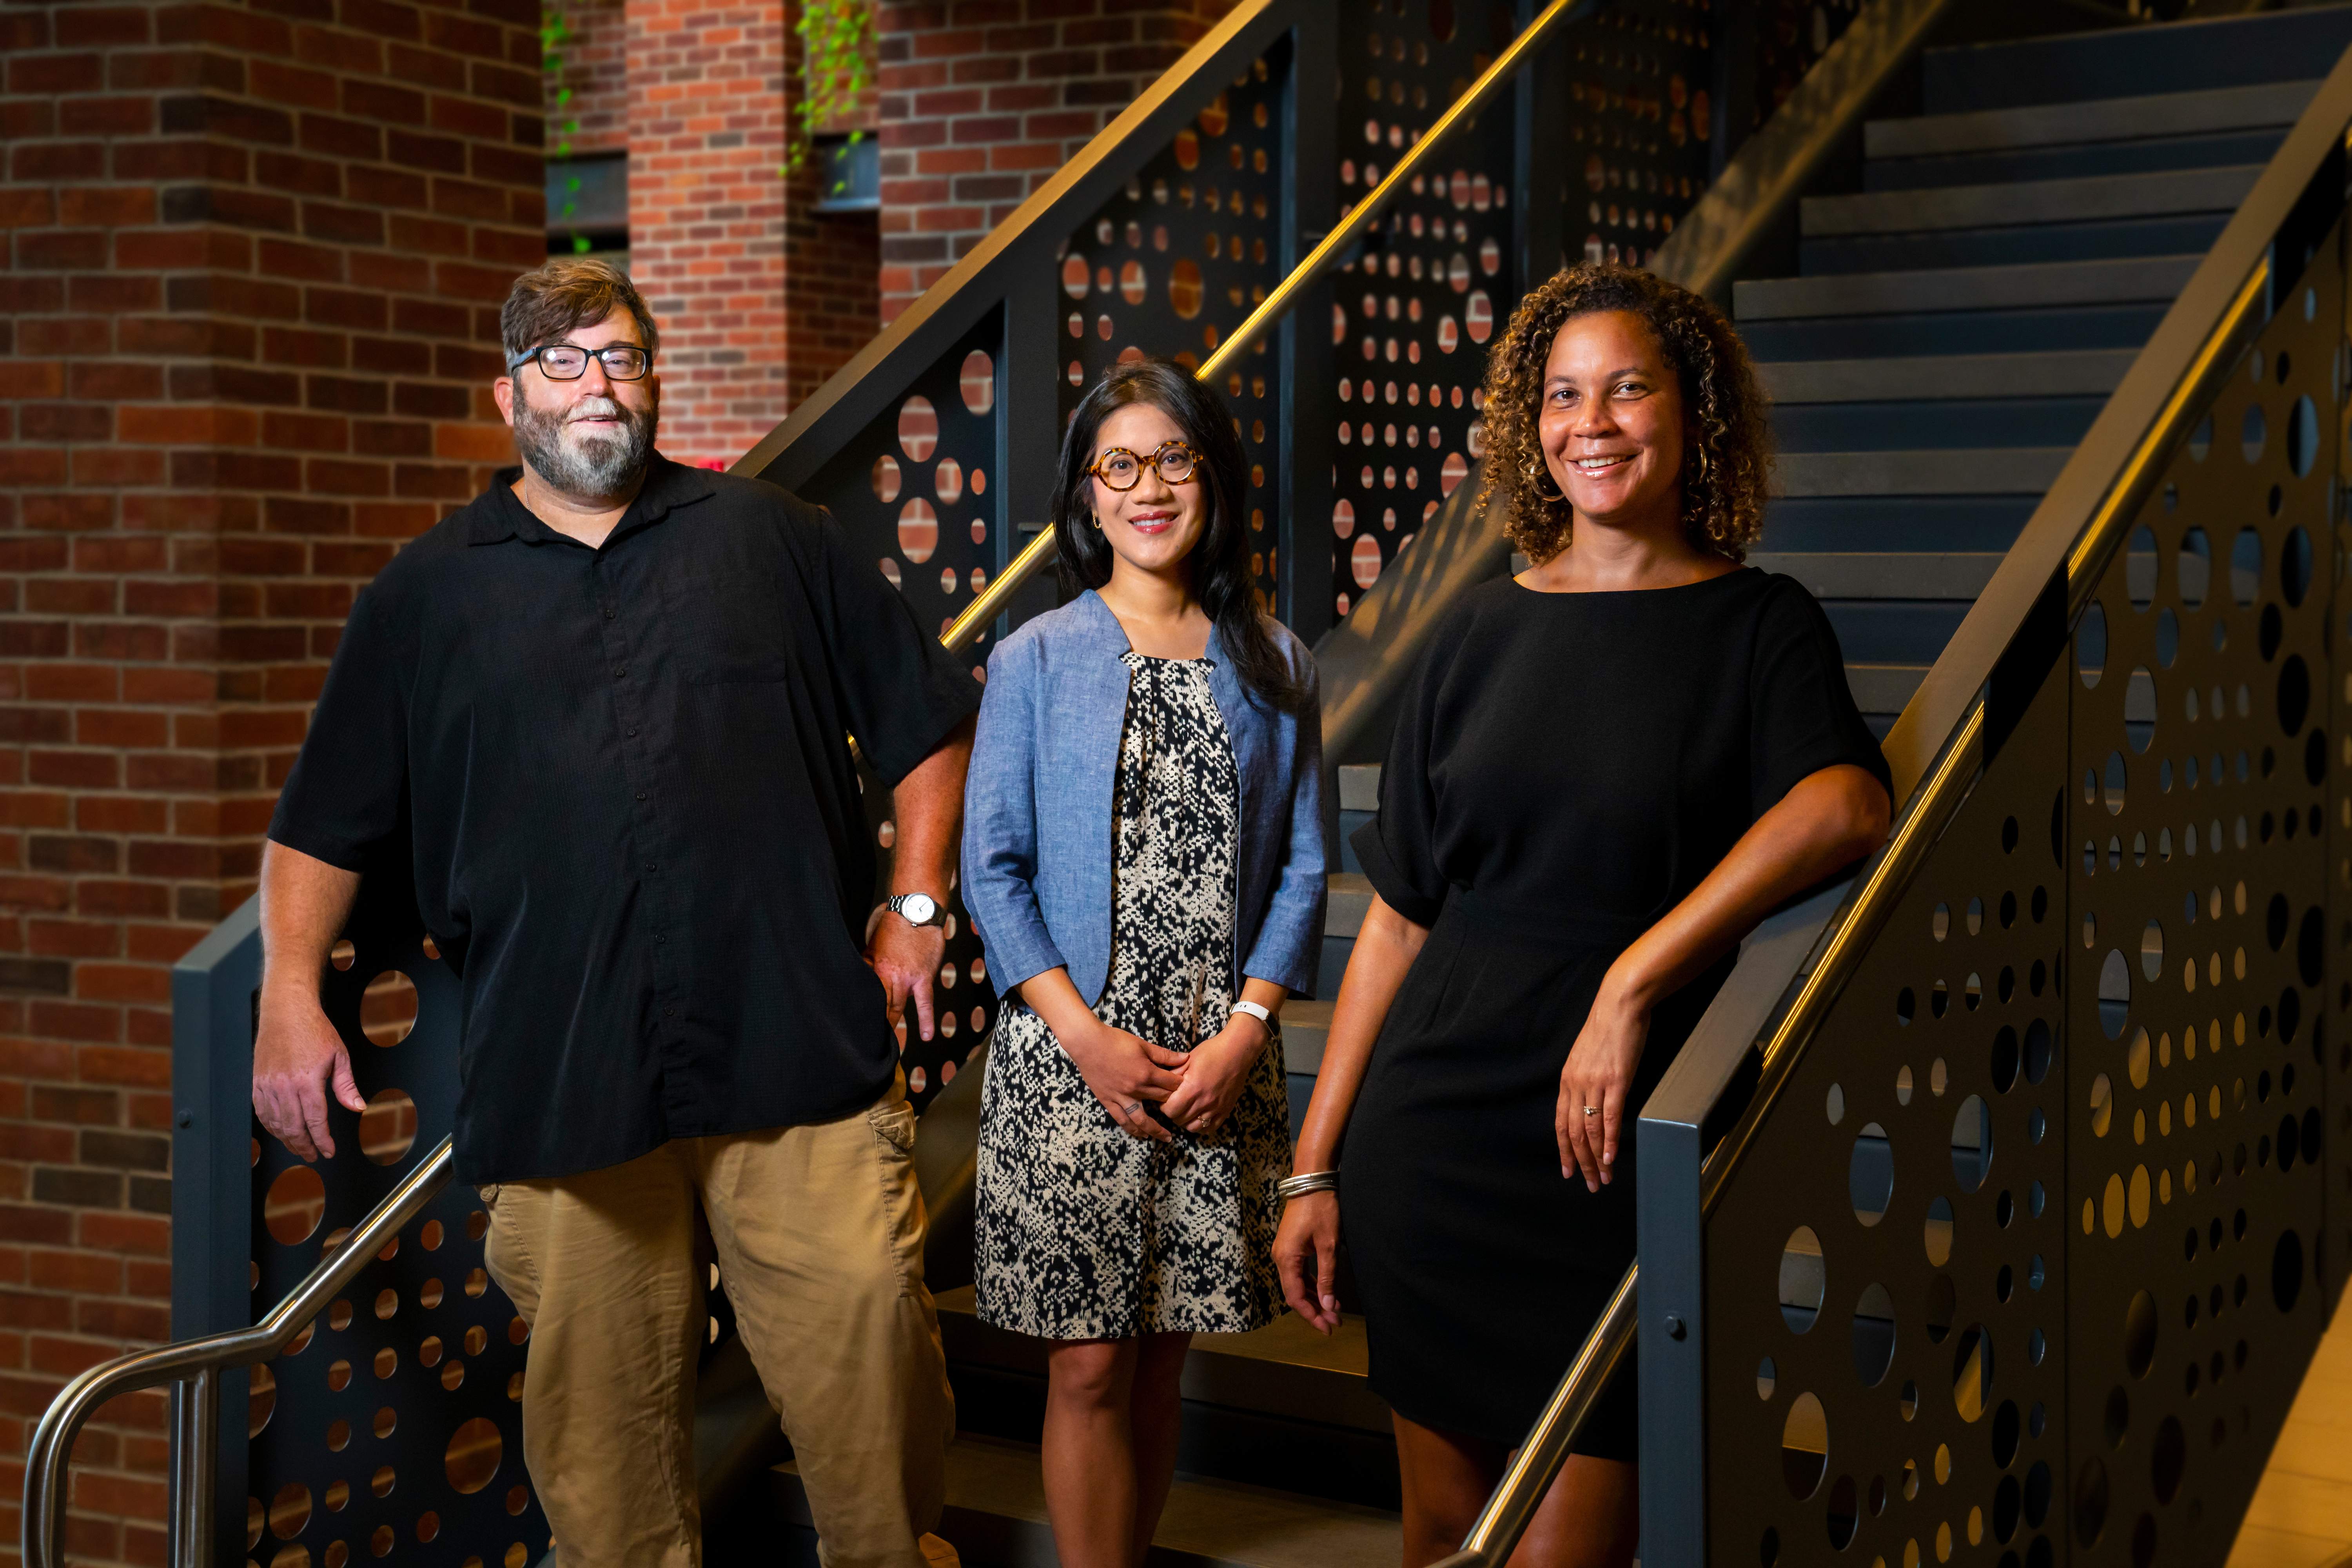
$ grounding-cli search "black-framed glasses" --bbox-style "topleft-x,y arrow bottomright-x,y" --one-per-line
1087,441 -> 1199,491
507,343 -> 652,381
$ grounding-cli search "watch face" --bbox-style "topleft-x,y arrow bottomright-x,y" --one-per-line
899,893 -> 938,924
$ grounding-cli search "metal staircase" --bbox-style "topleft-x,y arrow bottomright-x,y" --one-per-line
24,4 -> 2352,1568
1746,7 -> 2352,731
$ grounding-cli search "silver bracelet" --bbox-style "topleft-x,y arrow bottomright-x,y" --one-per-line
1277,1170 -> 1339,1202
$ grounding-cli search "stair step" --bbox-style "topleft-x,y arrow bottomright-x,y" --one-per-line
1759,349 -> 2134,404
1866,80 -> 2318,162
1799,165 -> 2257,239
1773,396 -> 2105,454
1326,872 -> 1372,938
1863,129 -> 2295,199
1846,664 -> 1928,715
1749,552 -> 2001,601
1762,496 -> 2038,555
1741,302 -> 2170,361
1283,1000 -> 1332,1075
1773,448 -> 2069,498
770,1434 -> 1403,1568
1739,254 -> 2198,322
1919,6 -> 2352,114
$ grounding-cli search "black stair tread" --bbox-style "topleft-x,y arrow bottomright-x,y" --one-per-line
1282,1001 -> 1332,1075
1325,873 -> 1372,938
1747,553 -> 2001,602
1737,255 -> 2199,322
1741,302 -> 2170,362
1800,165 -> 2258,239
1844,664 -> 1927,717
934,1286 -> 1387,1433
1918,5 -> 2352,114
1761,496 -> 2039,555
1773,449 -> 2068,498
1865,80 -> 2319,162
1759,349 -> 2134,405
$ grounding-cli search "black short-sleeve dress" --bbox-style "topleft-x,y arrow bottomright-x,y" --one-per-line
1342,568 -> 1890,1456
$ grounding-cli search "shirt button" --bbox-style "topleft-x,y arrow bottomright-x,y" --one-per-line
626,726 -> 639,737
645,862 -> 659,874
663,1006 -> 675,1018
604,607 -> 617,620
612,666 -> 626,679
655,932 -> 668,944
635,791 -> 648,801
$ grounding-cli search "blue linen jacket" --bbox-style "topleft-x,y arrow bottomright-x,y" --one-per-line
962,589 -> 1327,1007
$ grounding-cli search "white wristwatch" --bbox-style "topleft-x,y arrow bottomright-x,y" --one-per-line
1230,999 -> 1274,1030
886,891 -> 948,929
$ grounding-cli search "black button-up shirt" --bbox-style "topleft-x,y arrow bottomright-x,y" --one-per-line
269,456 -> 983,1182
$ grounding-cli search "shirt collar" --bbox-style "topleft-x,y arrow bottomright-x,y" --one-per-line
468,452 -> 720,546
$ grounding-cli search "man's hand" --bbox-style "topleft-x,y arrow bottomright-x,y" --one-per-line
867,912 -> 948,1041
253,989 -> 369,1162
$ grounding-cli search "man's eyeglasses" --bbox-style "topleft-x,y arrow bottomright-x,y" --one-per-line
507,344 -> 652,381
1087,441 -> 1200,491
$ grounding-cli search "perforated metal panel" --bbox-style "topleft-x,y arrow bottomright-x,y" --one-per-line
1699,216 -> 2348,1568
793,314 -> 1004,1111
1748,0 -> 1864,129
1056,42 -> 1293,611
809,310 -> 1007,653
2060,227 -> 2340,1568
1706,655 -> 2073,1568
1326,0 -> 1518,621
246,921 -> 546,1568
1552,0 -> 1719,273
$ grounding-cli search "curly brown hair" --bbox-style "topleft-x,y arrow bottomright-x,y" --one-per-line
1473,264 -> 1771,565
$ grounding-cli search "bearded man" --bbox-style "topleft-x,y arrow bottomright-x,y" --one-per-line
251,260 -> 973,1568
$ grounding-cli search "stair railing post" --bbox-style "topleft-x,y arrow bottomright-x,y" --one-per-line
167,1368 -> 217,1568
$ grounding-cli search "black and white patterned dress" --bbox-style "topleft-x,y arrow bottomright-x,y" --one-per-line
974,653 -> 1290,1339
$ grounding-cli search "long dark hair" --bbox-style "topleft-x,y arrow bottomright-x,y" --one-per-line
1050,359 -> 1310,713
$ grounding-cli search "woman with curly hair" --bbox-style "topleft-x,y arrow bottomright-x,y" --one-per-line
1273,264 -> 1894,1566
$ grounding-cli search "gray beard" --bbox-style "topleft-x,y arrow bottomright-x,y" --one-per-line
513,387 -> 657,498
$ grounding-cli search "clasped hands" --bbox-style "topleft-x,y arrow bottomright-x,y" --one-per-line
1063,1011 -> 1268,1142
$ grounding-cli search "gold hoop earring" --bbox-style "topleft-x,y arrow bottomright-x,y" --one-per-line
1523,456 -> 1565,503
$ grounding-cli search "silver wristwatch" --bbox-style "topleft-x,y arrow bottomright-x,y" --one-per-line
886,891 -> 948,929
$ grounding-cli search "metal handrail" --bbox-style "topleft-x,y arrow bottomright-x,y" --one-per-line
1465,27 -> 2352,1568
24,1137 -> 456,1567
942,0 -> 1599,654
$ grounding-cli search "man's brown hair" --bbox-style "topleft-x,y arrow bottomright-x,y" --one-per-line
500,259 -> 661,364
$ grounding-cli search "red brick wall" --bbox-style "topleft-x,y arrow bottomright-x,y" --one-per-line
0,0 -> 541,1558
628,0 -> 880,466
555,0 -> 630,156
874,0 -> 1237,326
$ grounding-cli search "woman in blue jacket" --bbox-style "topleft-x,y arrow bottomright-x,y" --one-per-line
962,358 -> 1325,1567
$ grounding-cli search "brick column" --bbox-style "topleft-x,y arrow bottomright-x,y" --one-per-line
0,0 -> 540,1557
874,0 -> 1237,327
627,0 -> 880,468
